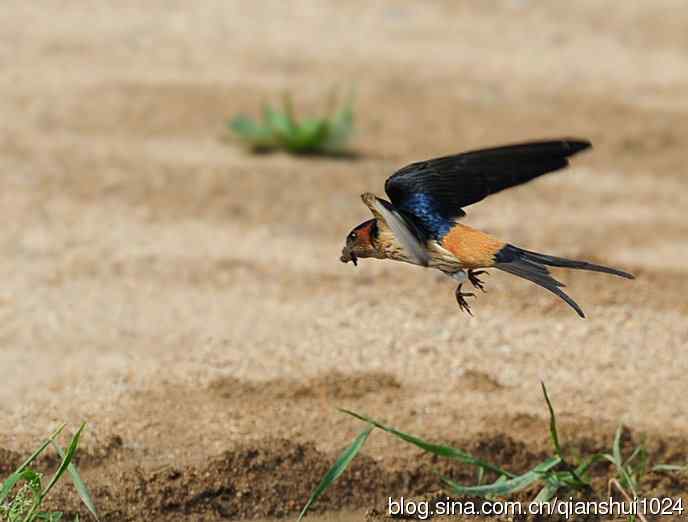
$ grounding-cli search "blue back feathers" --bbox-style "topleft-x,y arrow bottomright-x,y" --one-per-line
400,193 -> 454,239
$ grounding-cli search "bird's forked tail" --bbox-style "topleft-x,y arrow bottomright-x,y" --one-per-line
494,244 -> 634,318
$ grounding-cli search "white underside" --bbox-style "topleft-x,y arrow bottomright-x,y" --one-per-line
447,269 -> 467,282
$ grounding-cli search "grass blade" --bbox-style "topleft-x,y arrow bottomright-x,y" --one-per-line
340,409 -> 514,478
541,382 -> 562,456
228,115 -> 275,148
576,453 -> 605,476
50,426 -> 98,520
0,472 -> 23,505
228,114 -> 258,136
42,424 -> 85,498
15,424 -> 65,476
625,444 -> 643,467
603,425 -> 640,496
602,454 -> 637,497
263,103 -> 294,140
476,466 -> 485,485
653,464 -> 687,472
442,456 -> 560,497
612,425 -> 623,468
290,119 -> 329,151
533,479 -> 561,503
323,89 -> 354,151
297,425 -> 373,521
540,383 -> 590,489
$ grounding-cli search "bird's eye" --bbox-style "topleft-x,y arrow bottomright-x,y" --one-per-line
348,232 -> 357,240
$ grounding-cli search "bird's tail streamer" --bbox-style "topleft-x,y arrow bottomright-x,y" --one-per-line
494,244 -> 634,318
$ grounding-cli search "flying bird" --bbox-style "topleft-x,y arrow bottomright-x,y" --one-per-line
340,139 -> 634,317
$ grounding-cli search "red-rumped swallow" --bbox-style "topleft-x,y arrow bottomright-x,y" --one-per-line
340,139 -> 634,317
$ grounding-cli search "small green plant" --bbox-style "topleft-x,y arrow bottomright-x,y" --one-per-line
298,383 -> 686,520
1,424 -> 97,522
228,91 -> 354,155
603,425 -> 647,498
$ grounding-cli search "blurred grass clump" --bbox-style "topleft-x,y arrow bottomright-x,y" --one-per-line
1,424 -> 98,522
228,91 -> 355,155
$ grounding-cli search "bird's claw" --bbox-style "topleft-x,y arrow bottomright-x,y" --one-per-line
468,269 -> 488,293
455,284 -> 475,316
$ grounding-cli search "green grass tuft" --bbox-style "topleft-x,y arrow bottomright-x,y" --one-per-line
1,424 -> 97,522
298,383 -> 687,520
228,90 -> 355,155
297,426 -> 372,522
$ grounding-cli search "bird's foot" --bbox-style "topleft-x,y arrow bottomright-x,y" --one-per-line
455,284 -> 475,316
468,269 -> 488,293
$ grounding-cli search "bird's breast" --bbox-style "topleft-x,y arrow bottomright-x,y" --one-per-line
376,225 -> 462,271
376,227 -> 416,264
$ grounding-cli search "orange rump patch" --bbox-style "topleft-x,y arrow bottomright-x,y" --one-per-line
441,224 -> 504,268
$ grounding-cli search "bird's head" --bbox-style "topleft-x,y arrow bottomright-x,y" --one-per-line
340,219 -> 380,266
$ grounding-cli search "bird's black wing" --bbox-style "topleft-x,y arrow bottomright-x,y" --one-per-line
384,139 -> 591,225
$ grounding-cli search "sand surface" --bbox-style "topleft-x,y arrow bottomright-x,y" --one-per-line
1,1 -> 687,520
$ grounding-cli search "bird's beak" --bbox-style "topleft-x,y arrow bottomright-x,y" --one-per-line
340,246 -> 357,266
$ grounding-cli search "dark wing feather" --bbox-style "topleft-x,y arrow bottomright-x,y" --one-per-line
385,139 -> 591,221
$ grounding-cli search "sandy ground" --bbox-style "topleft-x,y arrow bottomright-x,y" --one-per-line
1,1 -> 687,520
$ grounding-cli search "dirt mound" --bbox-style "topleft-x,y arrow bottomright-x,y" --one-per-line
12,425 -> 686,521
210,372 -> 402,402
